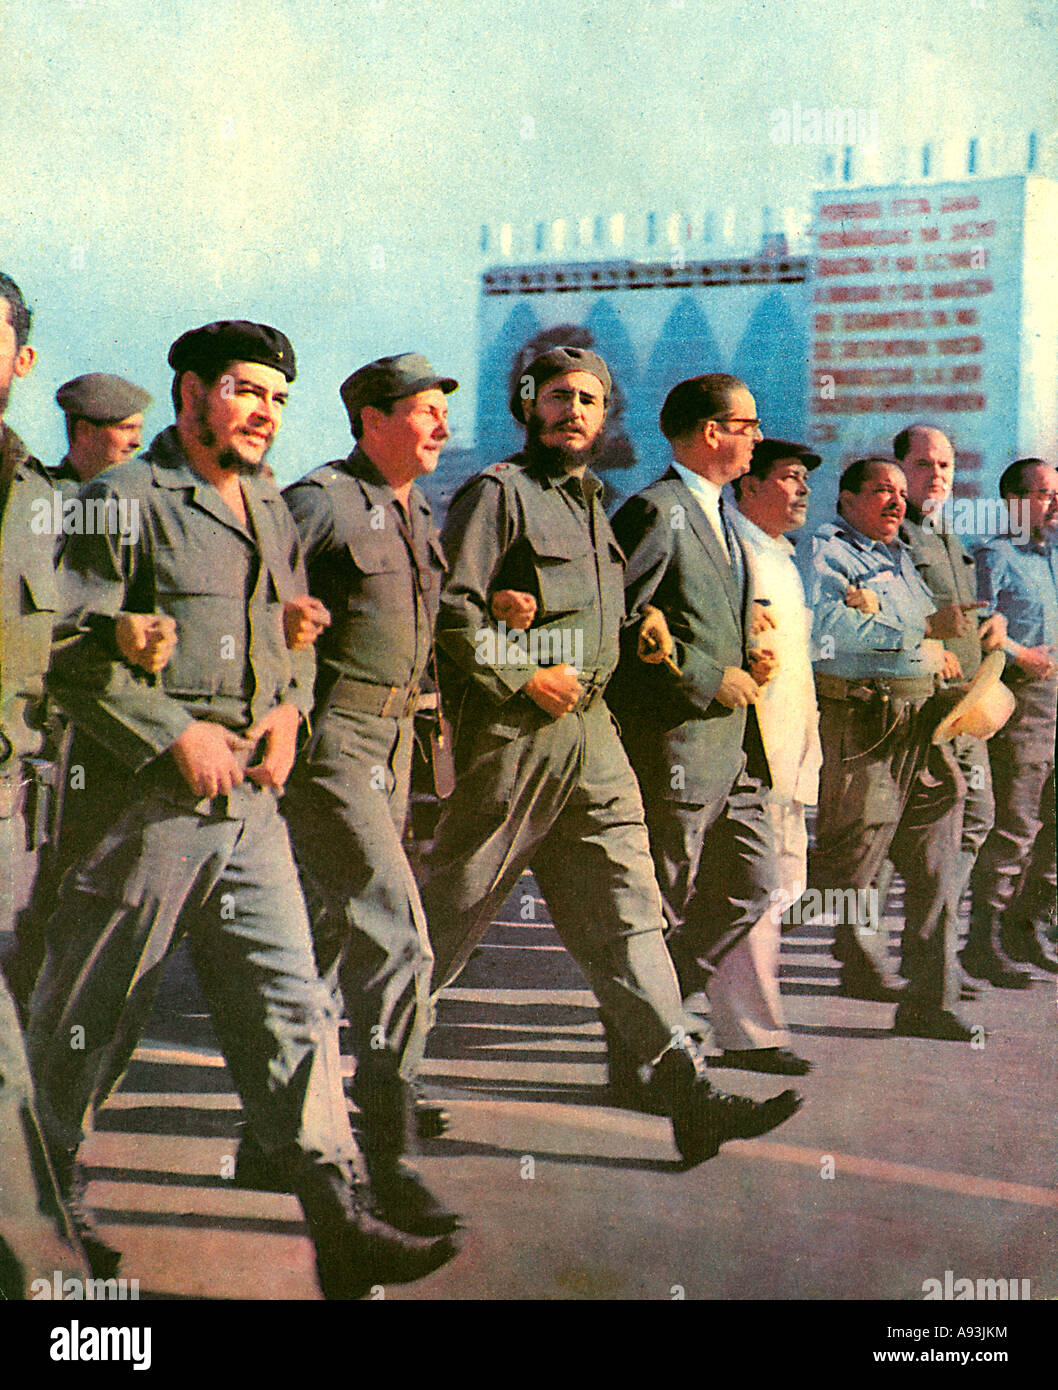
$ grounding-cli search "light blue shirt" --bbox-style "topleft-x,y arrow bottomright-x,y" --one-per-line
799,518 -> 939,678
975,536 -> 1058,650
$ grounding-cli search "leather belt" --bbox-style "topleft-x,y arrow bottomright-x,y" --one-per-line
574,669 -> 610,712
327,674 -> 423,719
815,673 -> 937,702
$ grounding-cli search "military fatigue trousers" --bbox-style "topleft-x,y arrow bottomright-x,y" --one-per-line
0,974 -> 89,1299
810,692 -> 965,1011
419,695 -> 693,1065
0,774 -> 87,1295
26,779 -> 355,1169
283,707 -> 435,1102
971,676 -> 1057,930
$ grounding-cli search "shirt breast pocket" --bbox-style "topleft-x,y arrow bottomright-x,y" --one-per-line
524,525 -> 596,620
343,532 -> 400,602
153,550 -> 243,696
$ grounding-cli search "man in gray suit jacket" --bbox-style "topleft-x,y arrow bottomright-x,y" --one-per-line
608,375 -> 807,1076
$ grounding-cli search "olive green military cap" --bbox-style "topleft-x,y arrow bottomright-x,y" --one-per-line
55,373 -> 152,421
508,346 -> 612,422
340,353 -> 458,431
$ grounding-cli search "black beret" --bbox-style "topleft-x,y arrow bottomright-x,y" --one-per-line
508,346 -> 611,422
167,320 -> 296,383
55,373 -> 152,421
340,353 -> 457,431
748,438 -> 822,479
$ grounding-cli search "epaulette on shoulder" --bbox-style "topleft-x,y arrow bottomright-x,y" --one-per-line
285,461 -> 348,492
448,458 -> 523,506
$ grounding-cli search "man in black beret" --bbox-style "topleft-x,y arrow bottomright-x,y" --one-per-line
416,347 -> 802,1167
27,321 -> 456,1297
51,373 -> 152,498
273,354 -> 460,1237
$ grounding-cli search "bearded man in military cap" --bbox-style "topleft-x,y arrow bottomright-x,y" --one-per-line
415,346 -> 802,1168
51,373 -> 152,497
27,322 -> 456,1298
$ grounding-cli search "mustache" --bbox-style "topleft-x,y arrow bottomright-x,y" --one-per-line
524,414 -> 604,467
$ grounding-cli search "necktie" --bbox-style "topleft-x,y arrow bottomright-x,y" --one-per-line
720,499 -> 744,597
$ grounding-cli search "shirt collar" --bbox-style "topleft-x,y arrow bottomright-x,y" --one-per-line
672,461 -> 724,511
342,447 -> 430,517
833,514 -> 907,561
731,507 -> 795,555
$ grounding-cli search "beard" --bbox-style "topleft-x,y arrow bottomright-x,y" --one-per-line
194,399 -> 269,474
217,444 -> 266,476
524,414 -> 605,473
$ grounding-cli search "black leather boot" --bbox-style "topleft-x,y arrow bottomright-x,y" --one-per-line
654,1043 -> 803,1168
294,1162 -> 457,1299
961,912 -> 1033,988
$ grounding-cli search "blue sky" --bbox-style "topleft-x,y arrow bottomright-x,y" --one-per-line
4,0 -> 1055,480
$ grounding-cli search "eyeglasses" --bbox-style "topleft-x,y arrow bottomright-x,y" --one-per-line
711,417 -> 763,434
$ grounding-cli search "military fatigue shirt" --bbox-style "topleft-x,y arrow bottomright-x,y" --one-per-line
900,506 -> 982,678
437,451 -> 625,704
0,425 -> 61,770
283,448 -> 444,692
800,518 -> 938,679
48,425 -> 314,772
47,458 -> 84,502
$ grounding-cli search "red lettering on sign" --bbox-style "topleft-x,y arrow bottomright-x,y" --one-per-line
936,336 -> 984,354
817,256 -> 875,275
950,221 -> 995,240
818,228 -> 911,248
930,278 -> 993,299
813,392 -> 986,414
892,198 -> 931,215
955,309 -> 979,325
829,367 -> 915,386
841,311 -> 925,331
940,195 -> 980,213
920,227 -> 940,242
819,201 -> 883,220
922,250 -> 988,271
840,339 -> 929,359
814,314 -> 835,331
815,285 -> 882,302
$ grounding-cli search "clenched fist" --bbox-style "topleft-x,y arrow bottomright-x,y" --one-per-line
925,602 -> 987,640
638,605 -> 675,664
523,664 -> 583,718
747,647 -> 779,686
283,595 -> 331,651
116,613 -> 178,674
491,589 -> 537,631
844,586 -> 880,615
715,666 -> 761,709
170,721 -> 254,798
749,601 -> 777,638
